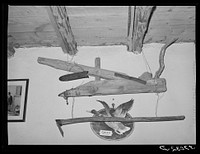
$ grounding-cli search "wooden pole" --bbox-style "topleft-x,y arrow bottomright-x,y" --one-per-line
38,57 -> 148,84
38,57 -> 130,80
56,115 -> 185,126
95,57 -> 101,81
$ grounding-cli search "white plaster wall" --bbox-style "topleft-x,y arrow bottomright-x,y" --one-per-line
7,43 -> 196,144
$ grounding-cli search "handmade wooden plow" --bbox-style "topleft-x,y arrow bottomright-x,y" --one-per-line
37,37 -> 185,140
37,38 -> 178,100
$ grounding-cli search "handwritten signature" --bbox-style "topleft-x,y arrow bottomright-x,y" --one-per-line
159,145 -> 195,152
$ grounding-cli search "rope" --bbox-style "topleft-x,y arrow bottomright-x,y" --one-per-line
140,46 -> 167,117
155,92 -> 165,117
155,93 -> 159,117
65,97 -> 75,118
67,60 -> 85,73
71,97 -> 75,118
140,49 -> 165,117
65,53 -> 83,119
69,55 -> 75,62
141,50 -> 152,74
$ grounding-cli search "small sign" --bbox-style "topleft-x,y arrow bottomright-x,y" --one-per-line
99,130 -> 113,136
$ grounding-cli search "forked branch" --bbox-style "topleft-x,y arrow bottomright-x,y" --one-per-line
154,38 -> 179,79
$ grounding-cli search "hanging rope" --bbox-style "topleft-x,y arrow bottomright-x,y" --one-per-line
67,59 -> 85,73
69,55 -> 75,62
64,96 -> 75,118
140,43 -> 171,117
155,92 -> 165,117
155,93 -> 159,117
71,97 -> 75,118
141,50 -> 152,74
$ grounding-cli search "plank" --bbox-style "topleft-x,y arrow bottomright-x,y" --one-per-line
58,78 -> 167,99
8,6 -> 195,47
8,28 -> 127,48
37,57 -> 129,80
95,57 -> 101,81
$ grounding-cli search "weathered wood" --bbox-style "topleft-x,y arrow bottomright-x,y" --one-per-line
46,6 -> 78,55
127,6 -> 154,54
56,119 -> 64,137
95,57 -> 101,81
138,72 -> 153,81
8,42 -> 16,58
56,115 -> 185,126
58,78 -> 167,99
7,35 -> 20,58
154,38 -> 178,79
37,57 -> 129,80
8,6 -> 195,48
115,72 -> 146,84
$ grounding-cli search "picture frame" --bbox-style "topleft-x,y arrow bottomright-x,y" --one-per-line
7,79 -> 29,122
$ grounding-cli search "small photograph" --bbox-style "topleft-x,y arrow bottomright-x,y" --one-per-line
7,79 -> 29,122
7,85 -> 22,116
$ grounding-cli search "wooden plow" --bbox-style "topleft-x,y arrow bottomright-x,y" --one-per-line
37,38 -> 178,100
37,6 -> 184,140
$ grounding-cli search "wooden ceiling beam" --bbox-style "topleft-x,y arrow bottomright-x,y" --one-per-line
46,6 -> 78,55
127,6 -> 155,54
8,6 -> 195,48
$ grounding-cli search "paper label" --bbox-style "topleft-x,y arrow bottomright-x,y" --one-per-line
99,130 -> 113,136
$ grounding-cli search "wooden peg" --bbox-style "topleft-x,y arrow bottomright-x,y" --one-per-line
95,57 -> 101,81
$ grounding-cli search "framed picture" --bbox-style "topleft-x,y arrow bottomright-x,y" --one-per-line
7,79 -> 29,122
